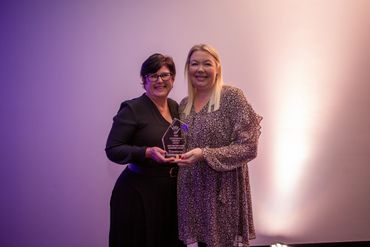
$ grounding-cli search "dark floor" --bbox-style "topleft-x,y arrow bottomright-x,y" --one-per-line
253,241 -> 370,247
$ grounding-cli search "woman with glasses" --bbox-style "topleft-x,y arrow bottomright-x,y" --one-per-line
105,53 -> 184,247
176,44 -> 262,247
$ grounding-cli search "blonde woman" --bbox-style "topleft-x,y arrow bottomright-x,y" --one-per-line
177,44 -> 262,247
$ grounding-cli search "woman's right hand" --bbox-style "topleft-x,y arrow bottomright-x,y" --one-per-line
145,147 -> 175,163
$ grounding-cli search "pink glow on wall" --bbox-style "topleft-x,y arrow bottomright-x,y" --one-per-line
253,1 -> 370,238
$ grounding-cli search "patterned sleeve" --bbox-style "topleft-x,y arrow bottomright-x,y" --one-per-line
202,87 -> 262,171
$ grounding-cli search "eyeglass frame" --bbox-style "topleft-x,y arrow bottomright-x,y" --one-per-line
145,72 -> 173,82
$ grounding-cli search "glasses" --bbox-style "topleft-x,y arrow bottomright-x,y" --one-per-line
145,72 -> 172,82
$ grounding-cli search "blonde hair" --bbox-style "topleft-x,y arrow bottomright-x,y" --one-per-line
183,44 -> 224,116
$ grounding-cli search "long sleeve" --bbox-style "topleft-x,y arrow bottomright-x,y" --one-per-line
105,102 -> 146,165
202,87 -> 262,172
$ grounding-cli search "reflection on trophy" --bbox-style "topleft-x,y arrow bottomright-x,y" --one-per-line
162,118 -> 188,158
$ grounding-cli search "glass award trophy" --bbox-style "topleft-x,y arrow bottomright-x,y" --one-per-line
162,118 -> 188,158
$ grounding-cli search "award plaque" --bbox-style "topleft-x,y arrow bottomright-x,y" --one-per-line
162,118 -> 188,158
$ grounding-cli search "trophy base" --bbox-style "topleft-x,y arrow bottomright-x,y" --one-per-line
165,154 -> 182,159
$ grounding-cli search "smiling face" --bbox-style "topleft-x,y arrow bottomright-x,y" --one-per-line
144,65 -> 174,100
188,50 -> 218,92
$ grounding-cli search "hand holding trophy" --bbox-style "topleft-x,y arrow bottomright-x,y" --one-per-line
162,118 -> 188,158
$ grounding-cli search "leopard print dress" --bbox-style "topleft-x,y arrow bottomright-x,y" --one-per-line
177,85 -> 262,247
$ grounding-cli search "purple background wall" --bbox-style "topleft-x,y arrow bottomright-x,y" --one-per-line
1,1 -> 370,246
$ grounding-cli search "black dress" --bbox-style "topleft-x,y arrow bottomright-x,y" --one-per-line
105,94 -> 183,247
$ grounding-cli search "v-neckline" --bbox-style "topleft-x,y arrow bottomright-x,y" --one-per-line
143,94 -> 173,125
193,100 -> 209,114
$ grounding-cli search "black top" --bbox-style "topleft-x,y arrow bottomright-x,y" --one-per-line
105,93 -> 179,168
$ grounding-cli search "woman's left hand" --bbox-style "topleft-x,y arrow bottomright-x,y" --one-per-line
175,148 -> 203,167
